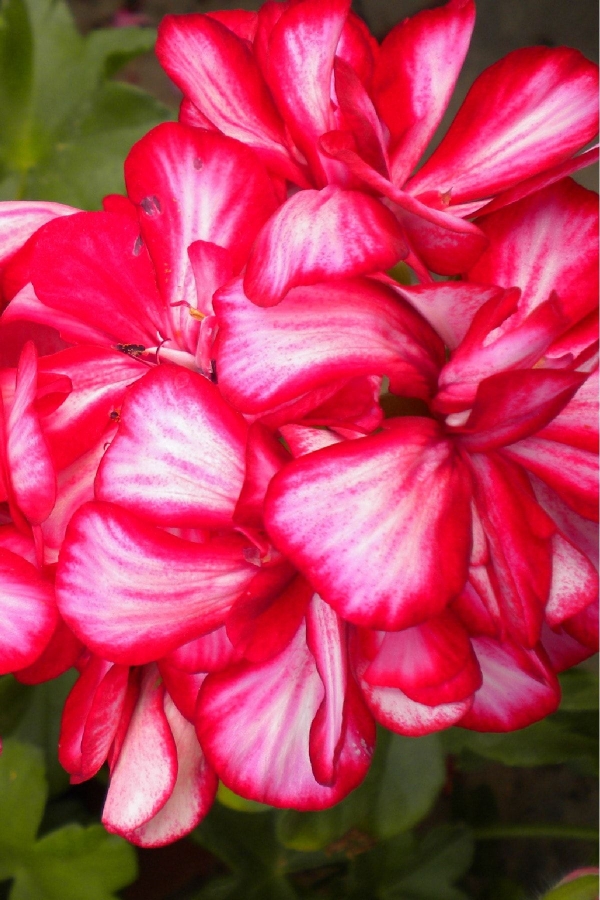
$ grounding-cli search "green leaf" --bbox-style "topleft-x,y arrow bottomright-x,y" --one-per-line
27,80 -> 172,208
558,670 -> 599,711
0,0 -> 172,205
0,739 -> 137,900
0,676 -> 34,736
14,670 -> 78,796
382,824 -> 474,900
276,730 -> 446,851
0,740 -> 46,849
216,782 -> 271,814
540,874 -> 600,900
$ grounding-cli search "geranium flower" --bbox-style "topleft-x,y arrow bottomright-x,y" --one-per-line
156,0 -> 598,272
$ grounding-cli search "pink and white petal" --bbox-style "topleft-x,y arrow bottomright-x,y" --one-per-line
1,283 -> 106,347
243,187 -> 406,307
59,656 -> 114,777
205,9 -> 258,41
458,637 -> 560,731
6,343 -> 56,524
468,179 -> 599,324
306,595 -> 348,785
103,666 -> 177,834
363,611 -> 481,705
545,533 -> 598,628
188,240 -> 233,319
456,369 -> 587,452
124,694 -> 217,847
96,366 -> 247,529
316,140 -> 488,275
561,599 -> 598,651
0,201 -> 77,269
30,212 -> 169,348
353,631 -> 472,735
540,620 -> 598,673
372,0 -> 475,185
332,58 -> 389,177
156,15 -> 298,181
15,618 -> 82,685
406,47 -> 599,203
215,276 -> 443,413
266,0 -> 351,183
226,567 -> 311,664
158,666 -> 206,721
38,346 -> 142,471
279,424 -> 344,458
391,282 -> 503,351
0,547 -> 58,673
467,452 -> 554,646
162,628 -> 240,674
125,124 -> 280,335
233,423 -> 289,528
503,436 -> 598,522
265,420 -> 472,630
535,368 -> 598,452
56,502 -> 257,665
78,663 -> 131,782
197,619 -> 373,808
530,474 -> 598,566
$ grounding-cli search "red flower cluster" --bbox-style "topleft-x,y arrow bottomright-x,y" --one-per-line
0,0 -> 597,847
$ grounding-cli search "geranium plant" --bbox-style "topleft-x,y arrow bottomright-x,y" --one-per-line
0,0 -> 597,896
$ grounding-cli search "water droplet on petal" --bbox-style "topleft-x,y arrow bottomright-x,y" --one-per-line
193,157 -> 203,170
133,235 -> 144,256
140,195 -> 162,216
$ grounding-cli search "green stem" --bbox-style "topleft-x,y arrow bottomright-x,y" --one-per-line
474,824 -> 598,842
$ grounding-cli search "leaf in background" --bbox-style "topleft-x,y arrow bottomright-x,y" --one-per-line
276,730 -> 446,851
0,739 -> 137,900
13,669 -> 78,796
0,0 -> 173,206
0,675 -> 34,736
558,671 -> 599,711
540,873 -> 600,900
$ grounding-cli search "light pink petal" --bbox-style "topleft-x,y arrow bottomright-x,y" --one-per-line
352,630 -> 472,736
538,369 -> 598,453
363,610 -> 481,706
266,0 -> 350,183
392,282 -> 506,351
0,547 -> 58,673
156,14 -> 300,182
6,342 -> 56,524
243,186 -> 406,307
215,275 -> 443,413
504,437 -> 598,522
265,419 -> 472,630
372,0 -> 475,185
125,123 -> 280,352
545,533 -> 598,628
96,366 -> 247,529
458,638 -> 560,731
0,201 -> 77,269
56,502 -> 257,665
188,240 -> 233,319
407,47 -> 599,203
124,694 -> 217,847
30,212 -> 169,348
467,452 -> 554,646
306,595 -> 348,785
197,618 -> 374,808
469,179 -> 599,324
280,424 -> 344,458
530,474 -> 598,566
103,667 -> 177,834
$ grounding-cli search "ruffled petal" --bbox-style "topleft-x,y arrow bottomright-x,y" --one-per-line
0,547 -> 58,673
243,186 -> 406,307
265,420 -> 472,630
56,501 -> 257,664
96,366 -> 247,529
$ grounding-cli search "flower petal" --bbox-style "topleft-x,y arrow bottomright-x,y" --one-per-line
0,547 -> 58,673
